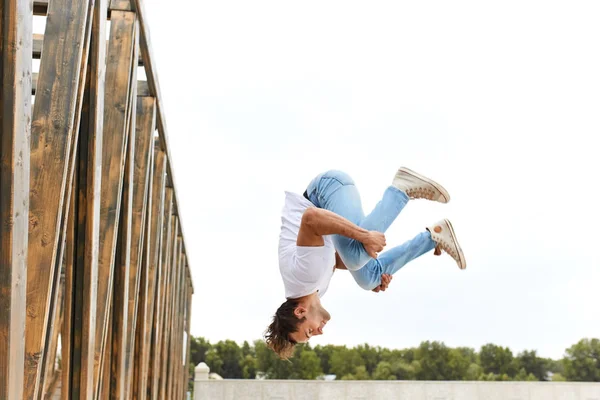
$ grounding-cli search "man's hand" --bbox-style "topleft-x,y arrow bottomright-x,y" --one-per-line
372,274 -> 392,293
362,231 -> 386,259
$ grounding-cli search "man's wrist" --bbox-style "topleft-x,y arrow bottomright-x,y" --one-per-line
353,229 -> 370,243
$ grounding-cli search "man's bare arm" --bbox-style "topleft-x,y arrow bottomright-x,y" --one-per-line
297,208 -> 386,258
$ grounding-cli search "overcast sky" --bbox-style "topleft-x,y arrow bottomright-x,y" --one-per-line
139,1 -> 600,360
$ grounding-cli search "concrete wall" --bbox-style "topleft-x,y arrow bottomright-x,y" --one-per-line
193,380 -> 600,400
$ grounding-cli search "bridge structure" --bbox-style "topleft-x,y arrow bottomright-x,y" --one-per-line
0,0 -> 193,398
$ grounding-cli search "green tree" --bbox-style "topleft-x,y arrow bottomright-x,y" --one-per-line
551,373 -> 567,382
563,338 -> 600,382
447,348 -> 471,380
373,361 -> 396,380
255,340 -> 294,379
299,349 -> 323,379
190,336 -> 211,366
356,344 -> 380,376
240,354 -> 257,379
516,350 -> 548,381
314,345 -> 336,375
465,363 -> 483,380
330,348 -> 365,379
415,341 -> 454,380
241,341 -> 254,358
205,348 -> 223,376
212,340 -> 243,378
391,360 -> 418,380
480,344 -> 516,377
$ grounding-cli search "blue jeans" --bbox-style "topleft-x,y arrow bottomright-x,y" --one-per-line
305,170 -> 436,290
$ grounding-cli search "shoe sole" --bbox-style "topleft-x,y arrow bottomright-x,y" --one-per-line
397,167 -> 451,203
443,219 -> 466,269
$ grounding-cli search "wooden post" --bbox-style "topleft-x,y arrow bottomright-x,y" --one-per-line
166,237 -> 183,399
158,216 -> 179,399
149,188 -> 173,400
93,9 -> 137,397
0,0 -> 32,399
183,281 -> 193,398
63,0 -> 106,398
122,95 -> 156,399
110,18 -> 139,400
24,0 -> 92,397
133,141 -> 165,400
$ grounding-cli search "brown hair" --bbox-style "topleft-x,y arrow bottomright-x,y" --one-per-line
264,298 -> 305,359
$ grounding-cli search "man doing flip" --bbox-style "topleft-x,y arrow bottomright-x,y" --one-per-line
266,167 -> 465,358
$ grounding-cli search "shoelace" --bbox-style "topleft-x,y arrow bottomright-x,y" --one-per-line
405,187 -> 436,200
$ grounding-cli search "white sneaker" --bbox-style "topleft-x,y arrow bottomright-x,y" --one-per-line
392,167 -> 450,203
427,219 -> 466,269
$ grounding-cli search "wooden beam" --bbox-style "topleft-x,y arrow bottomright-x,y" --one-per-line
0,0 -> 32,398
33,0 -> 48,15
110,98 -> 135,400
32,33 -> 144,66
183,284 -> 193,398
133,142 -> 164,400
65,0 -> 106,397
109,0 -> 131,11
92,9 -> 136,396
24,0 -> 92,397
110,19 -> 139,398
122,95 -> 156,399
149,188 -> 173,400
172,251 -> 186,399
166,236 -> 183,399
158,216 -> 178,399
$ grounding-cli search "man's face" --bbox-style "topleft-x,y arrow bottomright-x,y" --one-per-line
288,300 -> 331,344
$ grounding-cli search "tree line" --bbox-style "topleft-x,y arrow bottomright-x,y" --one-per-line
188,337 -> 600,383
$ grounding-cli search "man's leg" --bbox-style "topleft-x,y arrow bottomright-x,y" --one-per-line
305,170 -> 409,271
349,232 -> 436,290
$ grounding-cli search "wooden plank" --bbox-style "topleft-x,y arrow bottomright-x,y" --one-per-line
24,0 -> 92,396
149,188 -> 173,400
171,255 -> 183,400
0,0 -> 32,398
175,251 -> 186,398
133,142 -> 165,400
158,216 -> 178,399
33,0 -> 48,15
110,21 -> 138,398
92,9 -> 136,396
109,0 -> 131,10
171,249 -> 185,399
39,0 -> 94,394
183,284 -> 193,398
66,0 -> 106,397
131,166 -> 152,400
122,96 -> 156,399
110,102 -> 135,400
166,236 -> 183,400
32,33 -> 43,58
131,0 -> 192,285
32,34 -> 144,66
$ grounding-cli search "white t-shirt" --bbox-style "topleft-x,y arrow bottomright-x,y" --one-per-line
278,191 -> 336,299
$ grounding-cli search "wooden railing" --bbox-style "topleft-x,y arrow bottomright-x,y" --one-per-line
0,0 -> 193,399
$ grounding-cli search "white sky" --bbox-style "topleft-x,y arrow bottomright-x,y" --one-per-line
141,1 -> 600,360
